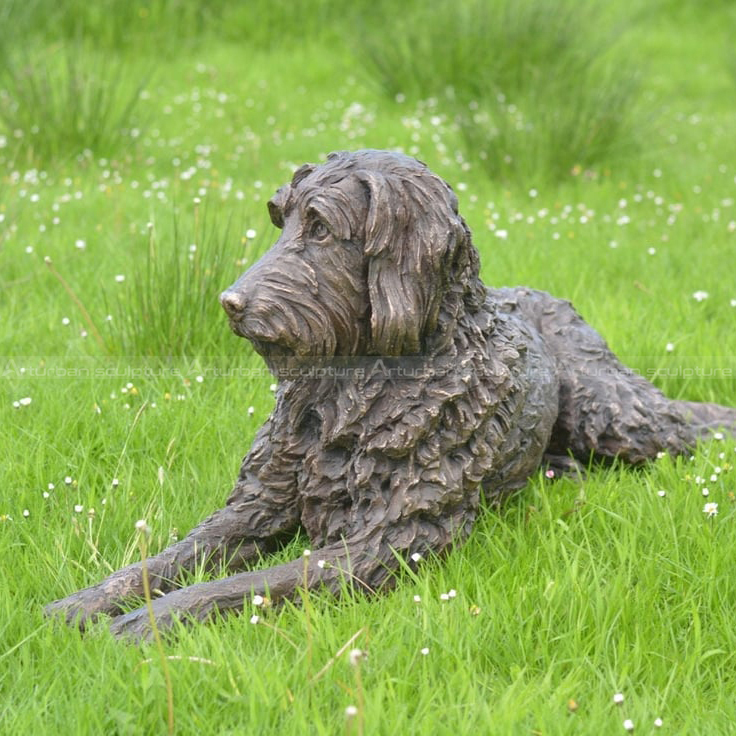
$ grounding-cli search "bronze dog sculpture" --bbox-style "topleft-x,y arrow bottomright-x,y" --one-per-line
47,150 -> 736,640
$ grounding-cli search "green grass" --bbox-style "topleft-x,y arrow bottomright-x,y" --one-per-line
2,1 -> 736,734
0,38 -> 151,163
360,0 -> 645,183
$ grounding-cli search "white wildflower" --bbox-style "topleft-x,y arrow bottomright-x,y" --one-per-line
703,502 -> 718,517
348,648 -> 363,666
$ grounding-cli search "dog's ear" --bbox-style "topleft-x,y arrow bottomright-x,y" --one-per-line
291,163 -> 316,187
267,185 -> 290,229
268,164 -> 318,229
366,259 -> 424,356
358,170 -> 454,356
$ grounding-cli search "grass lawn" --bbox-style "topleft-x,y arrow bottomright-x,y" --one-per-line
2,1 -> 736,733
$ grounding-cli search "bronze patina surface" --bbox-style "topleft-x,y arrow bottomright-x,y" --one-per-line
47,150 -> 736,640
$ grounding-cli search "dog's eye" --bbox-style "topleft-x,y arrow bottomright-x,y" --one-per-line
309,219 -> 330,242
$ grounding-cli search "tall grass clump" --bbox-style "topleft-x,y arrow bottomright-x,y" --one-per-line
106,206 -> 254,358
0,0 -> 226,55
0,40 -> 150,163
0,0 -> 360,57
360,0 -> 644,183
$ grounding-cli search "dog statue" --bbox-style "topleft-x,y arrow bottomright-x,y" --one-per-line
46,150 -> 736,640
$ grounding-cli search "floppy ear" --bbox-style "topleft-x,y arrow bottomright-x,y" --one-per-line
267,185 -> 290,228
359,170 -> 449,356
291,163 -> 316,187
366,253 -> 424,356
267,164 -> 318,228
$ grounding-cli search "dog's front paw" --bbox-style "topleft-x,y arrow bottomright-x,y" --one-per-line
108,583 -> 225,642
45,565 -> 146,629
108,592 -> 190,643
45,587 -> 121,630
108,606 -> 159,643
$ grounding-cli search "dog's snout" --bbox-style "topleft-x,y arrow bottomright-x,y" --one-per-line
220,289 -> 247,318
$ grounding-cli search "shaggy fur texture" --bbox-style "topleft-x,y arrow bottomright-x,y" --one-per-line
47,150 -> 736,640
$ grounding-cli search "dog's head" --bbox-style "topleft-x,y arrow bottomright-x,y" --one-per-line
221,150 -> 485,363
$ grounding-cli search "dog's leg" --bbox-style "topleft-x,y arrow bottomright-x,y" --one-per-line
494,288 -> 736,463
548,341 -> 736,462
107,530 -> 395,642
672,399 -> 736,436
44,499 -> 297,628
45,420 -> 302,628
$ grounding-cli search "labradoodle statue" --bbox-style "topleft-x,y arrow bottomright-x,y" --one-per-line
46,150 -> 736,640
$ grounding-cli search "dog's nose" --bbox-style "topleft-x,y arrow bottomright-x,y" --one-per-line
220,289 -> 247,318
